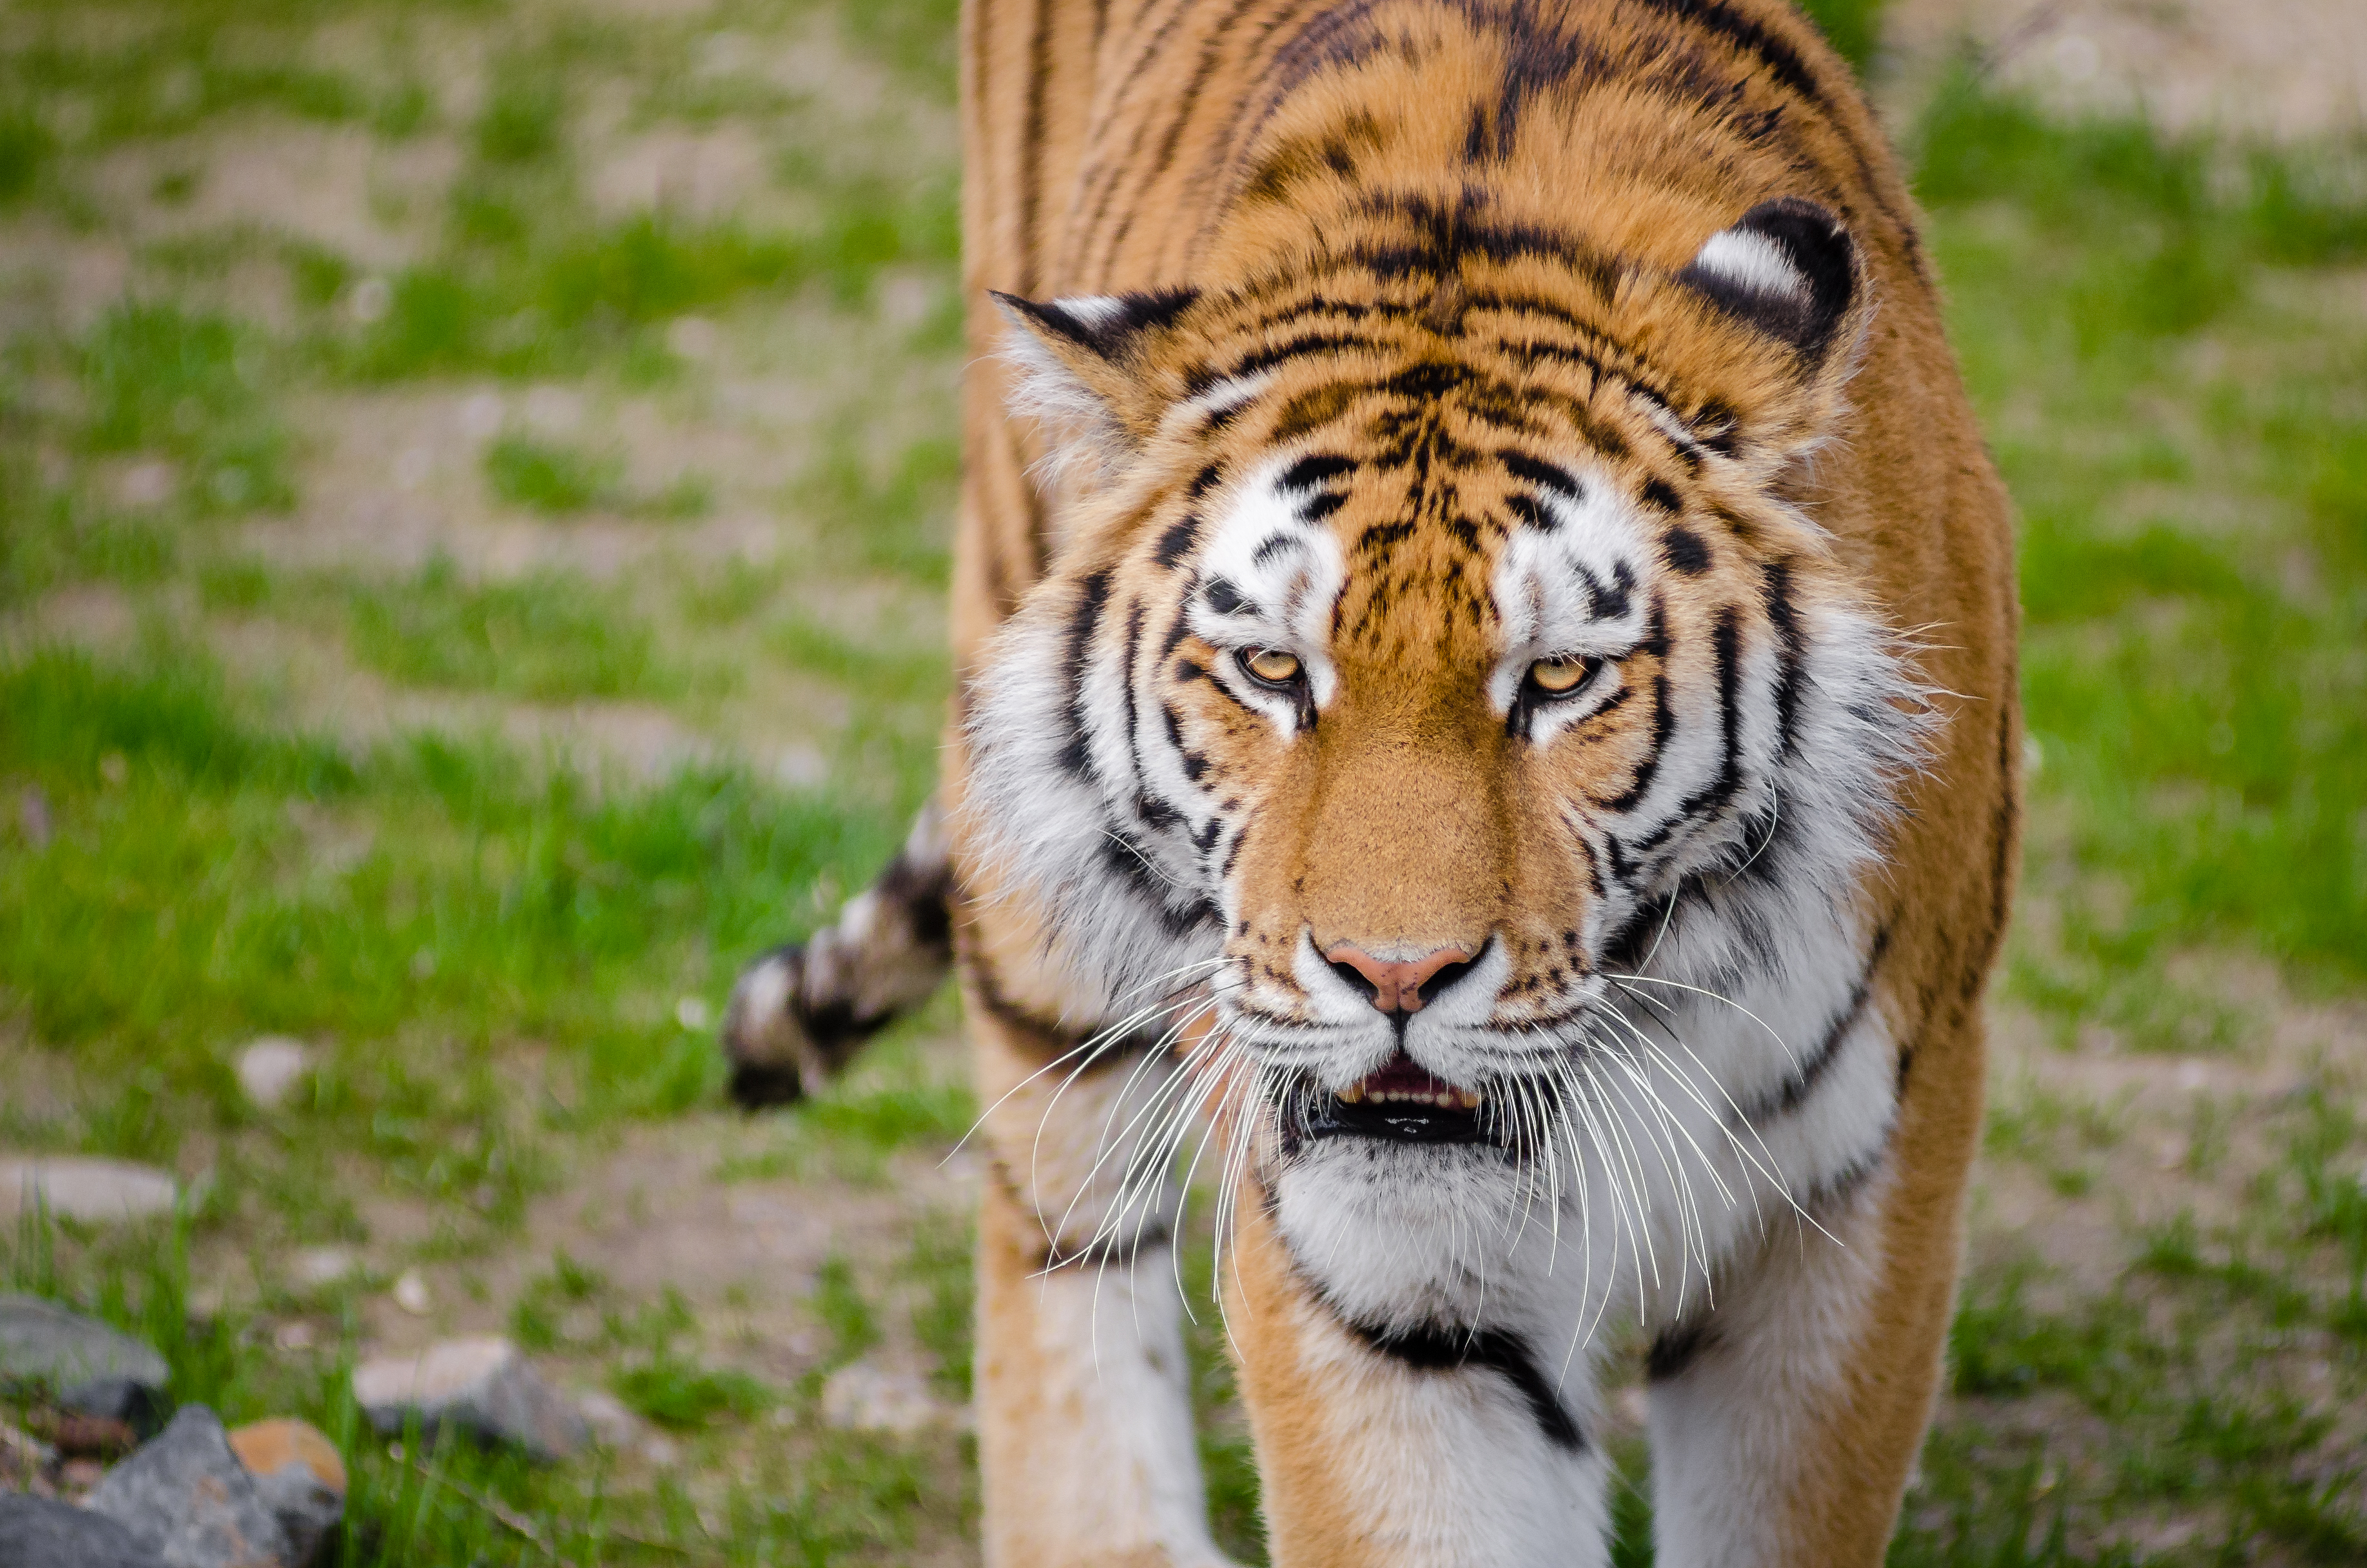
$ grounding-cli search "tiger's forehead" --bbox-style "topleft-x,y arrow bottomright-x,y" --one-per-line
1189,412 -> 1664,673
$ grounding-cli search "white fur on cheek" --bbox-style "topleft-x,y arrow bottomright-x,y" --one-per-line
1187,458 -> 1350,726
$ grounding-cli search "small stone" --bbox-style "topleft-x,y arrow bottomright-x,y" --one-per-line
0,1296 -> 172,1414
57,1456 -> 107,1496
0,1158 -> 179,1225
116,459 -> 176,510
15,786 -> 50,850
665,315 -> 718,362
390,1269 -> 431,1316
572,1386 -> 642,1447
570,1387 -> 680,1464
58,1378 -> 170,1434
352,1336 -> 586,1460
26,1407 -> 137,1458
0,1493 -> 162,1568
233,1039 -> 312,1113
345,277 -> 390,325
819,1363 -> 949,1436
288,1248 -> 358,1290
228,1419 -> 345,1568
87,1405 -> 291,1568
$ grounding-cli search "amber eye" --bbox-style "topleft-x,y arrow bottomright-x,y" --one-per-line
1241,648 -> 1303,687
1528,656 -> 1595,696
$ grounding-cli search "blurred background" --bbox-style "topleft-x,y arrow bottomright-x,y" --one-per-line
0,0 -> 2361,1561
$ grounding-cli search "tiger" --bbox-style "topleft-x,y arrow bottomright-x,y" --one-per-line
721,1 -> 2021,1563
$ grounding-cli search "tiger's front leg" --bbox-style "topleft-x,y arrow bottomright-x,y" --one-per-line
963,924 -> 1238,1568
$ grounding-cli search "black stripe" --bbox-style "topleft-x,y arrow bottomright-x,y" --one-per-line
1099,832 -> 1220,938
1278,452 -> 1355,490
1632,0 -> 1835,119
1602,603 -> 1673,811
1501,451 -> 1583,499
1665,524 -> 1711,575
1668,610 -> 1744,825
1761,559 -> 1804,755
1737,924 -> 1892,1126
1354,1322 -> 1585,1451
1054,570 -> 1113,780
1646,1315 -> 1717,1382
1154,514 -> 1202,568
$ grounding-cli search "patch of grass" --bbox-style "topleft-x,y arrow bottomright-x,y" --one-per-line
0,103 -> 55,203
904,1211 -> 973,1400
3,1207 -> 958,1564
800,1079 -> 973,1150
0,642 -> 915,1126
346,554 -> 682,700
813,1254 -> 878,1364
77,302 -> 293,514
510,1248 -> 606,1351
336,175 -> 956,380
473,52 -> 566,166
788,429 -> 960,583
481,431 -> 620,515
612,1355 -> 775,1428
1916,79 -> 2367,1007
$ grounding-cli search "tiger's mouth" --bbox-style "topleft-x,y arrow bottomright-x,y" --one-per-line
1299,1052 -> 1494,1146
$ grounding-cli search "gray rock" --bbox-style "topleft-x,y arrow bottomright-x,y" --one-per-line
226,1420 -> 344,1568
351,1336 -> 585,1461
59,1377 -> 172,1436
0,1158 -> 179,1226
232,1040 -> 311,1113
0,1296 -> 171,1418
86,1405 -> 290,1568
0,1494 -> 163,1568
245,1467 -> 338,1567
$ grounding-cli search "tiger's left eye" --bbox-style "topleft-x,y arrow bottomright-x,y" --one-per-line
1242,648 -> 1303,686
1529,657 -> 1594,695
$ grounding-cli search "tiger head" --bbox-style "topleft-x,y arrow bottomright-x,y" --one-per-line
958,197 -> 1929,1264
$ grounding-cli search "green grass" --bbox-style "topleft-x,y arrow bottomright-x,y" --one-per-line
346,554 -> 687,700
482,431 -> 623,515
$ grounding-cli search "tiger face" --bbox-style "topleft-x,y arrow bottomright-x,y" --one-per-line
960,199 -> 1926,1308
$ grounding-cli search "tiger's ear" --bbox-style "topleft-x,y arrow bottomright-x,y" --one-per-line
1676,199 -> 1857,361
992,288 -> 1198,486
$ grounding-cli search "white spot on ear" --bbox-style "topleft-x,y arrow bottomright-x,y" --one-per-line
1689,230 -> 1808,304
1055,294 -> 1129,328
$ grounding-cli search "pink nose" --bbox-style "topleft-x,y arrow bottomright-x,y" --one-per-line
1323,944 -> 1475,1015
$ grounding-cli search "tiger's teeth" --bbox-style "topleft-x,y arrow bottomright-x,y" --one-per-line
1343,1086 -> 1486,1109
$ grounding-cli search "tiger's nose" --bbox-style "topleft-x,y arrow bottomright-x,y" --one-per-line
1324,944 -> 1477,1015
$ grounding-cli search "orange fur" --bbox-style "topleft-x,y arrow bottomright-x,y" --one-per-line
942,3 -> 2019,1563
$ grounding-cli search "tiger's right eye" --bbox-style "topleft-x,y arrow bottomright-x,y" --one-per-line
1242,648 -> 1303,686
1528,657 -> 1596,695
